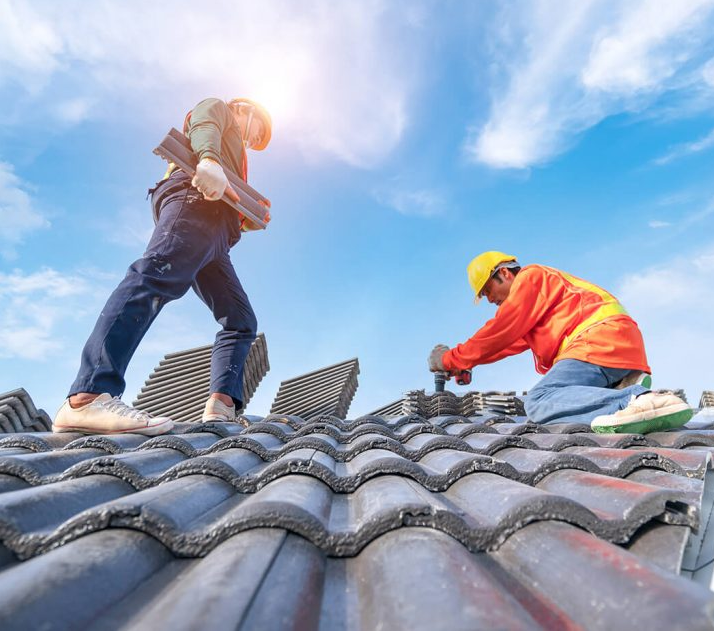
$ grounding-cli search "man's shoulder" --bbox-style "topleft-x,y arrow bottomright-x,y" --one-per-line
517,264 -> 548,280
511,264 -> 557,293
191,98 -> 231,120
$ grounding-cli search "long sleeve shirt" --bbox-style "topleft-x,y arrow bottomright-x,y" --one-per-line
441,264 -> 650,375
186,98 -> 247,181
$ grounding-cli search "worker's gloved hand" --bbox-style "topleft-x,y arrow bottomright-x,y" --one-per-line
192,158 -> 228,201
428,344 -> 450,372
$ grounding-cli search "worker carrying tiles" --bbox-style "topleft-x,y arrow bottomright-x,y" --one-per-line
428,251 -> 693,434
53,97 -> 272,435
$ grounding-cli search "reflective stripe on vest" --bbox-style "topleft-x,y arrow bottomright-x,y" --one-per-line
556,271 -> 628,357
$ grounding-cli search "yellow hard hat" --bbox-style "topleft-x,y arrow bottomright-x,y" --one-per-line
467,251 -> 518,302
229,98 -> 272,150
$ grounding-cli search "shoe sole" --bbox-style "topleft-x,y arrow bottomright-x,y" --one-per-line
592,405 -> 692,435
52,419 -> 174,436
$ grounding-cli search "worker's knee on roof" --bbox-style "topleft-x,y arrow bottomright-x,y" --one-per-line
522,388 -> 551,423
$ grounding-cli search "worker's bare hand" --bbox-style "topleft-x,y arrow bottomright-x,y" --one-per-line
428,344 -> 450,372
258,198 -> 271,224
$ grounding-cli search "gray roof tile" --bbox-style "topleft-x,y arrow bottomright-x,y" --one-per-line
133,335 -> 269,421
0,412 -> 713,628
270,358 -> 359,420
0,523 -> 710,631
0,389 -> 52,433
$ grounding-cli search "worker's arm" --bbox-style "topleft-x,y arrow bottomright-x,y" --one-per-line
479,338 -> 530,364
442,269 -> 550,372
187,99 -> 239,201
187,98 -> 232,163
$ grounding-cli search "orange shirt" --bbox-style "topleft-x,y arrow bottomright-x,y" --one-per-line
442,265 -> 650,375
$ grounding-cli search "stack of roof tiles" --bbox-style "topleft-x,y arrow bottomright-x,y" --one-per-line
0,411 -> 713,629
367,399 -> 405,418
269,358 -> 359,421
132,334 -> 269,421
0,389 -> 51,433
700,392 -> 714,409
398,389 -> 526,418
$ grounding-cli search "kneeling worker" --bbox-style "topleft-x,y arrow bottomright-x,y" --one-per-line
428,251 -> 692,434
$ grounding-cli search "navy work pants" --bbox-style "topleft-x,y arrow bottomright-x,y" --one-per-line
69,171 -> 257,408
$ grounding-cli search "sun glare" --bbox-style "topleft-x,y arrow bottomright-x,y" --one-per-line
240,50 -> 312,128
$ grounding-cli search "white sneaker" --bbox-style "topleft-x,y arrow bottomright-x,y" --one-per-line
202,398 -> 236,423
591,391 -> 692,434
53,393 -> 173,436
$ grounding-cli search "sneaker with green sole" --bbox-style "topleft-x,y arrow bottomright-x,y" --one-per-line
614,370 -> 652,390
591,391 -> 692,434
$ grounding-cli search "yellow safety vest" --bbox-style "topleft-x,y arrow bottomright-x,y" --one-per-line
556,271 -> 628,357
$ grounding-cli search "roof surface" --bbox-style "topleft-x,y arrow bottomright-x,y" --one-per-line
0,411 -> 714,629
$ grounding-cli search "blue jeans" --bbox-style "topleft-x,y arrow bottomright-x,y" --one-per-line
522,359 -> 649,425
69,171 -> 257,407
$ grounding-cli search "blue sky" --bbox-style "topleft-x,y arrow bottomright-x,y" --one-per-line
1,0 -> 714,417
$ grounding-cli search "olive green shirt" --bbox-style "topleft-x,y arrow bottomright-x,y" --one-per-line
187,98 -> 247,180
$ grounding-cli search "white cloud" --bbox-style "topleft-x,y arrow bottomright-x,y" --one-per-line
582,0 -> 711,93
0,161 -> 49,259
0,0 -> 61,92
52,97 -> 96,124
0,267 -> 89,297
0,0 -> 425,167
617,244 -> 714,402
703,57 -> 714,86
97,204 -> 155,249
653,127 -> 714,165
373,186 -> 447,217
469,0 -> 714,169
0,267 -> 99,360
645,197 -> 714,233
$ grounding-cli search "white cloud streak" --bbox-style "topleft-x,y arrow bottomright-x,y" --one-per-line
469,0 -> 714,169
96,204 -> 155,249
703,58 -> 714,86
373,186 -> 447,217
0,0 -> 425,167
0,267 -> 97,360
653,127 -> 714,165
582,1 -> 711,93
0,161 -> 49,259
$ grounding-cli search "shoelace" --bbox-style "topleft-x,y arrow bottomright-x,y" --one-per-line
98,396 -> 152,421
621,393 -> 664,414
